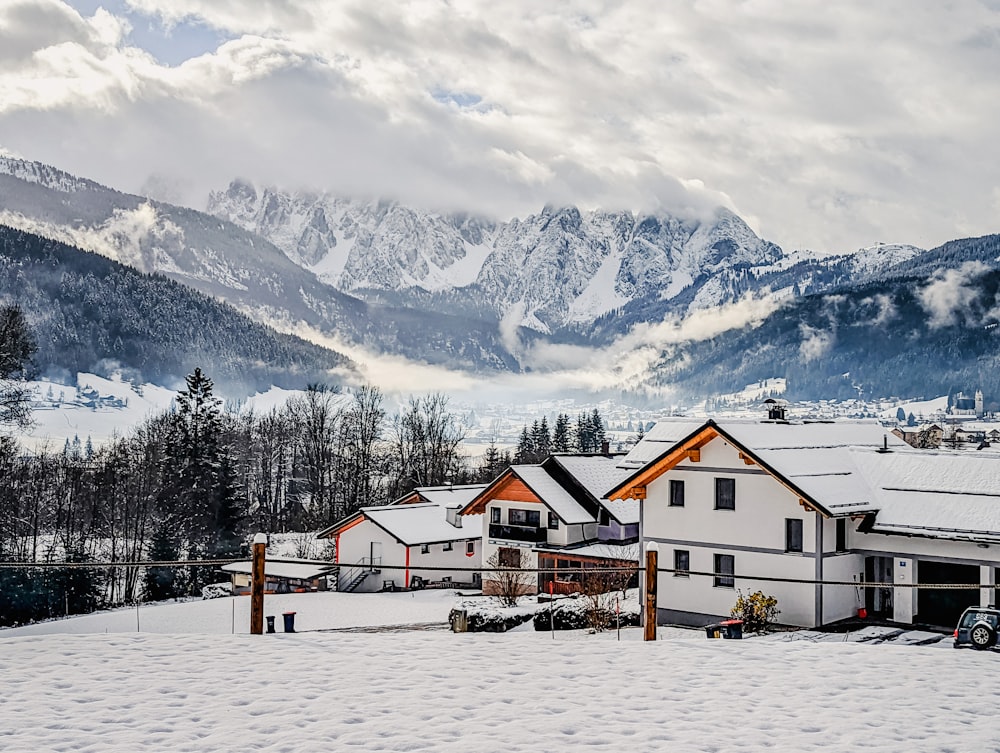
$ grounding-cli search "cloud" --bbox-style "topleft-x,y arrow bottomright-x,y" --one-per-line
916,261 -> 989,328
1,1 -> 999,252
798,324 -> 835,364
227,289 -> 780,400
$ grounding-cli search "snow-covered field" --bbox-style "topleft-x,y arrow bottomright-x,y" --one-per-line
2,591 -> 999,751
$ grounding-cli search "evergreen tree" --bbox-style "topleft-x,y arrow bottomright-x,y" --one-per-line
552,413 -> 571,453
531,416 -> 551,459
514,425 -> 534,464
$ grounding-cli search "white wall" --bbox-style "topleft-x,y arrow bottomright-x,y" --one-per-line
336,520 -> 407,593
643,435 -> 1000,627
822,553 -> 865,624
406,538 -> 482,588
644,437 -> 827,626
337,518 -> 482,592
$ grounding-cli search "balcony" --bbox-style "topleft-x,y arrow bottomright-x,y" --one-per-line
489,523 -> 547,543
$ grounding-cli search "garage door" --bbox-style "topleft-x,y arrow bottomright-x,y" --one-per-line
917,561 -> 980,627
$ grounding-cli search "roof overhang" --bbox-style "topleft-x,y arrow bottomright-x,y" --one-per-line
606,420 -> 833,516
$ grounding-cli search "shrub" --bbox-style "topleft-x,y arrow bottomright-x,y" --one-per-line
730,590 -> 780,634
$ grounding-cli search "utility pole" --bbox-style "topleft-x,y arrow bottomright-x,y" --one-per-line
644,541 -> 658,641
250,533 -> 267,635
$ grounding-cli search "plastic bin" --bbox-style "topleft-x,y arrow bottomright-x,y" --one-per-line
265,615 -> 276,634
704,619 -> 743,639
282,611 -> 296,633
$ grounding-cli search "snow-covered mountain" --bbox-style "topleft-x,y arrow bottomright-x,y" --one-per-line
0,157 -> 522,372
207,182 -> 786,333
12,154 -> 997,401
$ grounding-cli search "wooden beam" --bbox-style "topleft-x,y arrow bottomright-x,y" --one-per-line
609,425 -> 719,500
685,449 -> 701,462
739,452 -> 755,466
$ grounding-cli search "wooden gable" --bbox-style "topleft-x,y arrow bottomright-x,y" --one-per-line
608,424 -> 719,501
609,421 -> 827,515
460,471 -> 542,515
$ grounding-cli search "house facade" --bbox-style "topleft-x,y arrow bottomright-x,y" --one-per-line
317,485 -> 485,592
461,454 -> 639,595
608,418 -> 1000,629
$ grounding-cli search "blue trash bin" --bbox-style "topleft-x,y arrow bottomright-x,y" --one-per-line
282,611 -> 296,633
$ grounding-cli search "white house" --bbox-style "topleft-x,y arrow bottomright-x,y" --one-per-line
607,417 -> 1000,629
461,454 -> 640,595
317,485 -> 485,592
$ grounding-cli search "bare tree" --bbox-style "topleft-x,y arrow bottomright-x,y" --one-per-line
485,548 -> 534,607
390,393 -> 465,497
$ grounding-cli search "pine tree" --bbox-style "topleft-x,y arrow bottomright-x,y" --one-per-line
514,425 -> 534,464
552,413 -> 571,453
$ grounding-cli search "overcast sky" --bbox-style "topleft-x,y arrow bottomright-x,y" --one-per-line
2,0 -> 999,253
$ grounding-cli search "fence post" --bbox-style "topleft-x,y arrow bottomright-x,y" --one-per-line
250,532 -> 267,635
644,541 -> 658,641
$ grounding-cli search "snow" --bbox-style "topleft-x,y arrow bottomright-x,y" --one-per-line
20,373 -> 176,450
0,590 -> 460,637
359,503 -> 483,545
878,395 -> 949,420
2,625 -> 998,752
221,561 -> 331,580
3,584 -> 998,751
513,466 -> 592,524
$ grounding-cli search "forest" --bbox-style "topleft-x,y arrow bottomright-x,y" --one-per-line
0,305 -> 611,626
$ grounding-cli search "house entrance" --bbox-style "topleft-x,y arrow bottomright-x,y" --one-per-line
864,556 -> 893,617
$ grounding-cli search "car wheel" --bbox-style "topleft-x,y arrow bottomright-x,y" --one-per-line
969,622 -> 995,650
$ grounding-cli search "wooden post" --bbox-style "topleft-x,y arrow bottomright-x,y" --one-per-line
644,541 -> 658,641
250,532 -> 267,635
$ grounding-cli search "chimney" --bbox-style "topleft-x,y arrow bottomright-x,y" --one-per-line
445,504 -> 462,528
600,440 -> 610,455
764,398 -> 788,422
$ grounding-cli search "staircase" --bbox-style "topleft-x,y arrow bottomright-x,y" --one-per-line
342,570 -> 372,593
337,556 -> 381,592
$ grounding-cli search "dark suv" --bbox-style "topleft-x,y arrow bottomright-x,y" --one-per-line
954,606 -> 1000,650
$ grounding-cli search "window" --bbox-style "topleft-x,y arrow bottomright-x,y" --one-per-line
466,541 -> 475,555
785,518 -> 803,553
420,544 -> 429,554
669,479 -> 685,507
714,554 -> 734,588
443,542 -> 453,552
490,507 -> 501,524
509,508 -> 540,527
498,547 -> 521,568
674,549 -> 690,577
715,478 -> 736,510
836,518 -> 847,552
548,512 -> 560,530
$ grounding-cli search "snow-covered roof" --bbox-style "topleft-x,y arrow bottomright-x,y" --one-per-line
617,420 -> 704,469
847,448 -> 1000,541
548,455 -> 639,524
391,484 -> 487,507
362,503 -> 482,546
620,417 -> 1000,542
221,561 -> 331,580
513,466 -> 592,525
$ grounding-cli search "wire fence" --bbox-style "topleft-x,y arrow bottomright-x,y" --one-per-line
1,557 -> 994,590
